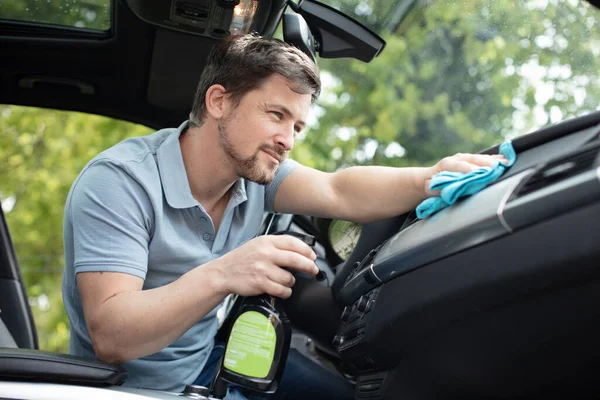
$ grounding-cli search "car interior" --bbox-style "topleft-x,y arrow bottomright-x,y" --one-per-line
1,0 -> 600,399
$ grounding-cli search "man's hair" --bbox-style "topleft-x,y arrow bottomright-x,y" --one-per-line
189,34 -> 321,126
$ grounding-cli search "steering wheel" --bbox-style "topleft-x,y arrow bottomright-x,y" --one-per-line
330,214 -> 409,303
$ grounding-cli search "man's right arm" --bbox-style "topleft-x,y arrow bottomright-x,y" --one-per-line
70,161 -> 227,364
77,265 -> 228,364
79,234 -> 319,365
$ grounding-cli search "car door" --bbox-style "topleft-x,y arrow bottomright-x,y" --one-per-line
0,205 -> 37,349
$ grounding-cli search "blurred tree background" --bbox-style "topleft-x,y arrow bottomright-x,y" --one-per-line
1,0 -> 600,353
0,108 -> 152,351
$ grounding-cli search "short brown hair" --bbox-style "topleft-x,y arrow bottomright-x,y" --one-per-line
189,34 -> 321,126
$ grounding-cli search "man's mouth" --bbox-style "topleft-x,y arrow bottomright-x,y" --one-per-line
262,148 -> 282,164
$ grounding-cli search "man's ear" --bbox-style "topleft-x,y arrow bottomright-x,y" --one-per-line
205,84 -> 228,120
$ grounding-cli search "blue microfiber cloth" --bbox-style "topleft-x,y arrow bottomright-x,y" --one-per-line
416,141 -> 517,219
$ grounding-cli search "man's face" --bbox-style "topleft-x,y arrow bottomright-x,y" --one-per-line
217,74 -> 312,185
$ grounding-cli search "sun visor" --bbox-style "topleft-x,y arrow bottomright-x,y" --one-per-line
146,29 -> 213,112
125,0 -> 276,38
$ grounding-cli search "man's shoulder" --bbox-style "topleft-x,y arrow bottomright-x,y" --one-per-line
68,127 -> 179,202
81,127 -> 179,182
97,127 -> 175,166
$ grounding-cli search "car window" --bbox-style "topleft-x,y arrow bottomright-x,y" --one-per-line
294,0 -> 600,172
0,0 -> 111,31
0,105 -> 152,352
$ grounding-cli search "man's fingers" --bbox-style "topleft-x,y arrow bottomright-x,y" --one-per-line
267,235 -> 317,261
437,152 -> 509,175
441,158 -> 479,174
456,153 -> 504,167
263,279 -> 293,299
270,249 -> 319,276
494,154 -> 510,164
266,266 -> 296,288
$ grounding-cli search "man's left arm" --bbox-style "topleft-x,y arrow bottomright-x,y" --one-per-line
273,153 -> 506,224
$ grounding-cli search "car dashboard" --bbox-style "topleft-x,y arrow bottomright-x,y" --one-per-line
333,122 -> 600,399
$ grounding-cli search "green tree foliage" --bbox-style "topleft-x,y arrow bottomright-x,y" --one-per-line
0,106 -> 152,352
0,0 -> 110,30
298,0 -> 600,171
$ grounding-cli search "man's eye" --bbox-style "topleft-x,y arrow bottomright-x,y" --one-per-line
271,111 -> 283,119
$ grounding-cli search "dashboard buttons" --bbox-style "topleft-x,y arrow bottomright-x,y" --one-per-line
341,306 -> 351,321
345,261 -> 362,283
357,296 -> 369,312
336,288 -> 381,367
332,335 -> 344,347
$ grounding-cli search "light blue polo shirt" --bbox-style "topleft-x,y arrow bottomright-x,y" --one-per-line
61,121 -> 298,392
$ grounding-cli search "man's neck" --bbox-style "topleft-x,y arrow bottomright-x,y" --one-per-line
179,122 -> 237,210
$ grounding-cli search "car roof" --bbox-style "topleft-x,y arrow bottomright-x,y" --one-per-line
0,0 -> 285,129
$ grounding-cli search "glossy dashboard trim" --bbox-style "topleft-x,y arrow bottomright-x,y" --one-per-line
339,162 -> 600,306
502,167 -> 600,230
370,263 -> 382,283
496,171 -> 531,234
337,170 -> 532,305
373,171 -> 531,281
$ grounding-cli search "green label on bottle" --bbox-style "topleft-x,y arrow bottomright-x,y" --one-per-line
223,310 -> 276,379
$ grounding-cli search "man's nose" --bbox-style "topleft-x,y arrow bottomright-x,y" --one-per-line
275,125 -> 295,151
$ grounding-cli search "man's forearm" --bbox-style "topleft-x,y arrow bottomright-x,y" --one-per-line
331,165 -> 431,223
88,263 -> 228,364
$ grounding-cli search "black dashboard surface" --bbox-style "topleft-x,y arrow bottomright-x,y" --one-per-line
338,122 -> 600,306
334,116 -> 600,399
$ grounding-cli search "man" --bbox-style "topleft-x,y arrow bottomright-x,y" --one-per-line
62,34 -> 506,399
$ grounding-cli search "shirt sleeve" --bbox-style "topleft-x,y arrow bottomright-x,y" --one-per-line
264,158 -> 300,213
68,159 -> 154,279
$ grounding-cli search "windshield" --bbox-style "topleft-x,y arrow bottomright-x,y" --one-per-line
0,0 -> 111,31
304,0 -> 600,170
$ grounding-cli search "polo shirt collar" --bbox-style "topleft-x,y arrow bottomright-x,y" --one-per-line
157,120 -> 248,209
157,121 -> 196,209
230,177 -> 248,205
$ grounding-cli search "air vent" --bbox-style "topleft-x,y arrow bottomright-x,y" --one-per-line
515,142 -> 600,198
174,0 -> 210,21
356,374 -> 386,399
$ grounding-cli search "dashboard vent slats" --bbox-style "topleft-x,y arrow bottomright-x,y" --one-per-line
515,143 -> 599,198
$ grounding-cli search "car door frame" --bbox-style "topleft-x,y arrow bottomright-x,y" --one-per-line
0,206 -> 38,349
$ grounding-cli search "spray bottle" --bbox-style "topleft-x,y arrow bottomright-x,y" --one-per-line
209,232 -> 316,399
